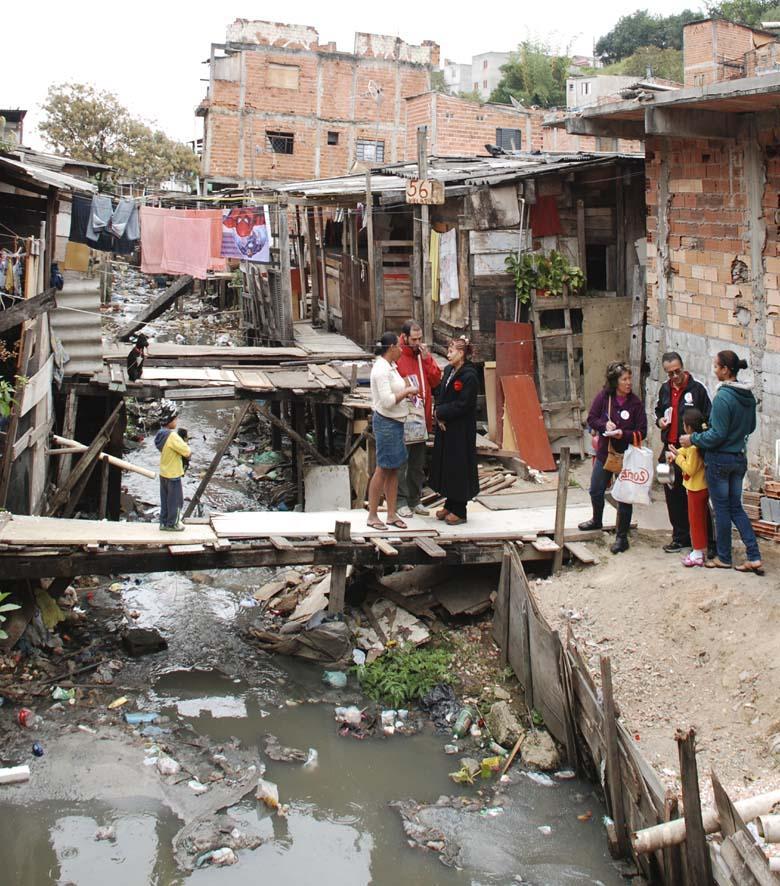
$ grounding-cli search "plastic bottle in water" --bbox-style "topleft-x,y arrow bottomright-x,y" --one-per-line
452,706 -> 474,738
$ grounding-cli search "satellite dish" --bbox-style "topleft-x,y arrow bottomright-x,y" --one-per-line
509,95 -> 526,111
366,80 -> 383,100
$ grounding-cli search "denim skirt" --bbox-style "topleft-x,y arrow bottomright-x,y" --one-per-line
373,411 -> 408,469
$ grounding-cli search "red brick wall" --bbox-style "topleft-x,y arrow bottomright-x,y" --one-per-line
403,93 -> 544,159
202,36 -> 431,182
683,19 -> 765,87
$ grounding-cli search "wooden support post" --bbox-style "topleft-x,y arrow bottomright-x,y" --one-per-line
366,170 -> 379,338
325,405 -> 335,457
600,656 -> 630,858
663,790 -> 684,884
417,127 -> 432,343
327,520 -> 351,613
294,400 -> 306,508
0,330 -> 33,508
277,201 -> 294,346
553,446 -> 570,574
616,165 -> 626,297
495,547 -> 511,667
98,458 -> 110,520
314,403 -> 327,455
341,427 -> 370,465
305,207 -> 321,325
675,727 -> 714,885
576,199 -> 587,289
184,401 -> 251,518
317,207 -> 328,328
270,400 -> 282,450
48,401 -> 124,518
57,388 -> 79,488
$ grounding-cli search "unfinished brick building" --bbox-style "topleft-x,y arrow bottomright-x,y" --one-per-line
197,20 -> 438,189
404,92 -> 544,158
563,17 -> 780,467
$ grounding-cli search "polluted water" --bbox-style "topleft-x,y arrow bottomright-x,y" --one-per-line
0,385 -> 625,885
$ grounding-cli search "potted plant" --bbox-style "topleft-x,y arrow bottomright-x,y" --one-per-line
505,249 -> 585,303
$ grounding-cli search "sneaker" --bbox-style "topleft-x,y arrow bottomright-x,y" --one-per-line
682,553 -> 704,567
397,506 -> 413,518
663,541 -> 686,553
413,504 -> 430,516
171,522 -> 186,532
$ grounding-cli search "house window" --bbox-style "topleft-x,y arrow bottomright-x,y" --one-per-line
568,82 -> 575,90
268,63 -> 300,90
581,81 -> 591,95
694,73 -> 705,87
474,82 -> 479,90
483,79 -> 488,89
266,131 -> 294,154
496,128 -> 522,151
356,139 -> 384,163
483,59 -> 489,69
327,131 -> 339,146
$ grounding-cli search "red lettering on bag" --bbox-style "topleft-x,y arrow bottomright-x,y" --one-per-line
618,468 -> 649,484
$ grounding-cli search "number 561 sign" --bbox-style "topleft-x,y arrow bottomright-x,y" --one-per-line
405,179 -> 445,205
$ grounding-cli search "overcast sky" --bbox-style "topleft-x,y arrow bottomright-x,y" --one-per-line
6,0 -> 701,149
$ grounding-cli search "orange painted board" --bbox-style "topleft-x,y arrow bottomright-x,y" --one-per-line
495,321 -> 534,447
500,374 -> 556,471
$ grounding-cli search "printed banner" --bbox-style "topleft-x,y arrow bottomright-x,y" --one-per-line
221,207 -> 270,263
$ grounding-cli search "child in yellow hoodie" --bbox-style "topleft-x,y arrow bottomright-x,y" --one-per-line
154,400 -> 191,531
667,407 -> 708,567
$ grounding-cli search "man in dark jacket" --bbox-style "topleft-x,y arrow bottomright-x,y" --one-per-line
654,352 -> 711,552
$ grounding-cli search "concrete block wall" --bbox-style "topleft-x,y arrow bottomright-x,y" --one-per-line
644,123 -> 780,470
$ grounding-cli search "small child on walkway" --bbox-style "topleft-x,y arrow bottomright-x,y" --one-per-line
667,407 -> 708,567
154,400 -> 191,531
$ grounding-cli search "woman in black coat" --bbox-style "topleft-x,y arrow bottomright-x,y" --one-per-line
430,337 -> 480,525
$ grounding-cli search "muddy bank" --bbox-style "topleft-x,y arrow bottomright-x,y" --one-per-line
535,532 -> 780,808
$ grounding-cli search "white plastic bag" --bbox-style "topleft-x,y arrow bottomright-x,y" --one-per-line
612,438 -> 653,505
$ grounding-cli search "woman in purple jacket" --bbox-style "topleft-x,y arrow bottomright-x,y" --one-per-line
579,361 -> 648,554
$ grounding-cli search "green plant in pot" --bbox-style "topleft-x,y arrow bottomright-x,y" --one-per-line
506,249 -> 585,303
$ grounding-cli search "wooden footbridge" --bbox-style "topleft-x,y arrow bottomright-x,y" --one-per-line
0,502 -> 609,589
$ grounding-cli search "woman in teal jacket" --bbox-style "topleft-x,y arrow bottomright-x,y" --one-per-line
679,350 -> 763,574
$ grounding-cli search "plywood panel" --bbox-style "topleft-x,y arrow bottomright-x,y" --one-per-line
581,297 -> 632,408
495,321 -> 534,447
501,374 -> 556,471
0,516 -> 217,547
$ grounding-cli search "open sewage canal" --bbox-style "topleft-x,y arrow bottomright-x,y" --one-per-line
0,399 -> 626,885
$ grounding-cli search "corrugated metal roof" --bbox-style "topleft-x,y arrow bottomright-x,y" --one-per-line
275,152 -> 643,198
50,274 -> 103,375
0,155 -> 97,194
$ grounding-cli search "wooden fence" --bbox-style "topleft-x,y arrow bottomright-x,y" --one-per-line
492,543 -> 780,885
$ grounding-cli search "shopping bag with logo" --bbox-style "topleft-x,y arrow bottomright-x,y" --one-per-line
612,433 -> 653,506
404,395 -> 427,444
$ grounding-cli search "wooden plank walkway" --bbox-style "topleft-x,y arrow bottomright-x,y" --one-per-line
0,503 -> 613,581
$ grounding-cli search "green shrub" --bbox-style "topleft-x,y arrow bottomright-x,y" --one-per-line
356,647 -> 453,708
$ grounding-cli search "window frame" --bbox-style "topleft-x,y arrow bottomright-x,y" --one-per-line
355,138 -> 385,163
266,131 -> 295,155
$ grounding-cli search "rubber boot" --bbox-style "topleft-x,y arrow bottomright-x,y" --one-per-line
610,508 -> 631,554
578,497 -> 604,532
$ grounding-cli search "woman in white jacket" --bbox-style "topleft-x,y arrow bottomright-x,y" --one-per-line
367,332 -> 417,531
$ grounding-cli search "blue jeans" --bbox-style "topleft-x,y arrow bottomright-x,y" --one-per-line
160,476 -> 183,528
704,452 -> 761,564
590,459 -> 632,525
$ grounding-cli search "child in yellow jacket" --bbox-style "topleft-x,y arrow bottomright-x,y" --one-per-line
667,407 -> 708,567
154,400 -> 191,531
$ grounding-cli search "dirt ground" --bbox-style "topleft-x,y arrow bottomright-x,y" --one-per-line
534,528 -> 780,811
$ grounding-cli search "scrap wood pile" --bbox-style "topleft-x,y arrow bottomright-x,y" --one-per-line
242,562 -> 501,667
417,462 -> 521,512
744,479 -> 780,543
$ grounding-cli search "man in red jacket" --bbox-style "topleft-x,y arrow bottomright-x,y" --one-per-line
396,320 -> 442,517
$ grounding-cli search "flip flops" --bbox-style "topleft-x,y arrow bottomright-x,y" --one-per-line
735,561 -> 765,576
704,557 -> 732,569
366,520 -> 388,531
385,517 -> 408,529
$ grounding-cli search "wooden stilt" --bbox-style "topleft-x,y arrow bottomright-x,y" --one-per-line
553,446 -> 570,574
600,655 -> 630,858
675,727 -> 714,885
184,401 -> 252,518
662,790 -> 684,884
327,520 -> 351,613
47,401 -> 123,517
57,388 -> 79,488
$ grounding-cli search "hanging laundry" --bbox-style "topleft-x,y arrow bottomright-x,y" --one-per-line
140,207 -> 225,280
429,230 -> 441,303
221,207 -> 269,262
530,196 -> 562,239
63,241 -> 90,273
86,195 -> 114,242
109,198 -> 140,240
439,228 -> 459,306
70,195 -> 111,250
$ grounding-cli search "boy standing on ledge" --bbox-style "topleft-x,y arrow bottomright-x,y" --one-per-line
154,400 -> 191,531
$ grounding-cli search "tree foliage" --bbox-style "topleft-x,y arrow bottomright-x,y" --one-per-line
490,41 -> 570,108
595,9 -> 700,63
705,0 -> 780,24
602,46 -> 685,82
40,83 -> 199,189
